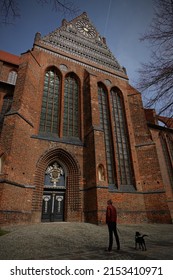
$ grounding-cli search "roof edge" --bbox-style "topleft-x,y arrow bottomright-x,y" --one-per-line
0,50 -> 20,65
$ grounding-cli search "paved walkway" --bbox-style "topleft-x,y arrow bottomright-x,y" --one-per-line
0,222 -> 173,260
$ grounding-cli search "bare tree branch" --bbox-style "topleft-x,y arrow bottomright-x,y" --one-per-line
0,0 -> 80,24
0,0 -> 20,24
37,0 -> 80,16
138,0 -> 173,117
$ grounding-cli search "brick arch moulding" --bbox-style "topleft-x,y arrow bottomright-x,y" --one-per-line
32,147 -> 82,223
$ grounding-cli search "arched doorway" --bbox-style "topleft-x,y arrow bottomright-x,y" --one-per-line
42,162 -> 66,222
32,148 -> 82,223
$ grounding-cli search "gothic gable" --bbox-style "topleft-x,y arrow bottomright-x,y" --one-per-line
37,12 -> 123,73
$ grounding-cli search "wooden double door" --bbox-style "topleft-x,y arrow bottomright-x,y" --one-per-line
42,191 -> 65,222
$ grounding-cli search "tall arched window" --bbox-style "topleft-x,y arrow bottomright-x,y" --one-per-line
39,68 -> 61,134
111,87 -> 133,186
63,73 -> 79,137
98,83 -> 115,186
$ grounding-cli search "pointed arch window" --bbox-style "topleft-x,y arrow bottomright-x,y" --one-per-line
98,83 -> 115,185
111,87 -> 133,186
63,74 -> 79,137
39,68 -> 60,134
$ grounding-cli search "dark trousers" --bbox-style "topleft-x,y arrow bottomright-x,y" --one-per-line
107,222 -> 120,251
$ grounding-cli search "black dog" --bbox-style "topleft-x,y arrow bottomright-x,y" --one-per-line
135,231 -> 148,251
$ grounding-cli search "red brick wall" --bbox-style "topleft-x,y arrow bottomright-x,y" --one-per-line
0,43 -> 172,225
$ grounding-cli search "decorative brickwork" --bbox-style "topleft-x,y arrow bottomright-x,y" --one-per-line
41,12 -> 123,73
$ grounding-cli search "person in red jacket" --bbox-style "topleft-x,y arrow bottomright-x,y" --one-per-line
106,199 -> 120,252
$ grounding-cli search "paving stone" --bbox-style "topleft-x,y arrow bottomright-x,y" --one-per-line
0,223 -> 173,260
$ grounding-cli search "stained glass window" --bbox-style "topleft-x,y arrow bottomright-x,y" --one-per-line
39,68 -> 60,134
111,87 -> 133,186
98,83 -> 115,185
63,74 -> 79,137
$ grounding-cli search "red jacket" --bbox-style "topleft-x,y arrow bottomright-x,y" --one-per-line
106,204 -> 117,223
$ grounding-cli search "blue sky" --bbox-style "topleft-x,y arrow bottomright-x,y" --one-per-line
0,0 -> 154,88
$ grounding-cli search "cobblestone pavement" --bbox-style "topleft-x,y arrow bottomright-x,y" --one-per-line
0,222 -> 173,260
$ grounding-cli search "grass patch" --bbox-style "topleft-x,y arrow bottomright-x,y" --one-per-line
0,228 -> 9,236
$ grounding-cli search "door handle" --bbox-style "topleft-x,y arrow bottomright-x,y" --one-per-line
51,194 -> 55,214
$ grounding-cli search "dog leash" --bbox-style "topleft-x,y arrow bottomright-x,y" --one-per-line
117,226 -> 121,235
117,226 -> 126,243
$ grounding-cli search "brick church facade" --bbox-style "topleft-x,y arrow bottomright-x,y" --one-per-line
0,12 -> 173,225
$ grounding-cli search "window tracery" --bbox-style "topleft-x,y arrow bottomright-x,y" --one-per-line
98,83 -> 115,186
111,87 -> 133,186
39,68 -> 61,134
63,73 -> 79,138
